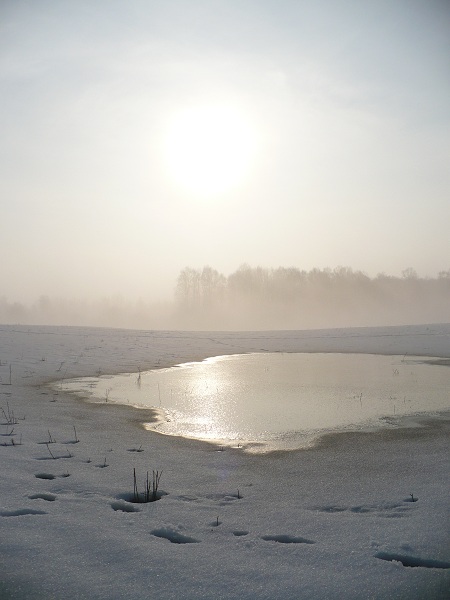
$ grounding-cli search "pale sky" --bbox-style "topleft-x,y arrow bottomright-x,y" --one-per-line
1,0 -> 449,304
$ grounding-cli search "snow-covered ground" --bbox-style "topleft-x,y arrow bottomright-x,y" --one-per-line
0,323 -> 449,599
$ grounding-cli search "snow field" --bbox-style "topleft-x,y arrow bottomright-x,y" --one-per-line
0,324 -> 449,599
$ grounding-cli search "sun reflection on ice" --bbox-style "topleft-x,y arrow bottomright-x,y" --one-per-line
60,353 -> 450,452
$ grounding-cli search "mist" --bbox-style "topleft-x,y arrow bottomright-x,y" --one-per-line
1,2 -> 449,314
1,265 -> 449,331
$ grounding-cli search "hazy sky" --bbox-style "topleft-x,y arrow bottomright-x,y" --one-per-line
1,0 -> 449,303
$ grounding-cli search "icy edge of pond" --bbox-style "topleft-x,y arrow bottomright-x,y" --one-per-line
48,352 -> 450,453
142,409 -> 450,454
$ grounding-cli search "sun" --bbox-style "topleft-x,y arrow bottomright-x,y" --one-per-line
163,104 -> 257,196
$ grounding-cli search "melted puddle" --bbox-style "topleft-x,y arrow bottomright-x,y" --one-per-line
60,353 -> 450,452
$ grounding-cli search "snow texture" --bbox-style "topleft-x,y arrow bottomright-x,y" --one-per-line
0,323 -> 449,599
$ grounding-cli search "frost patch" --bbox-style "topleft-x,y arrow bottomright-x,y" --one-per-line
403,494 -> 418,503
311,502 -> 412,517
204,491 -> 243,505
1,508 -> 47,517
375,552 -> 450,569
261,534 -> 315,544
111,500 -> 141,513
28,493 -> 56,501
35,472 -> 69,480
311,505 -> 347,513
151,527 -> 200,544
35,473 -> 56,480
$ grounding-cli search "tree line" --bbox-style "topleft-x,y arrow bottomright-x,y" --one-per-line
1,265 -> 448,330
173,265 -> 450,329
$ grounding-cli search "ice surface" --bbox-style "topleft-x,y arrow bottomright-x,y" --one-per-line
61,352 -> 450,452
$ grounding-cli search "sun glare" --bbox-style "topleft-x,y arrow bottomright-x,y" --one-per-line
164,104 -> 257,196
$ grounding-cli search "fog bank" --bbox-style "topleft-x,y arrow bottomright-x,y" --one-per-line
1,266 -> 449,331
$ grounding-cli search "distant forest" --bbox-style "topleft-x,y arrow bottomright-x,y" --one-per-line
1,266 -> 449,330
173,265 -> 450,330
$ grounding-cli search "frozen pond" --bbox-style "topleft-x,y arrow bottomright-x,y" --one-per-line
61,353 -> 450,452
